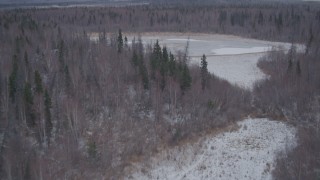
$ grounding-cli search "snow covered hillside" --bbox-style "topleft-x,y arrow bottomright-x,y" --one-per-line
125,118 -> 297,180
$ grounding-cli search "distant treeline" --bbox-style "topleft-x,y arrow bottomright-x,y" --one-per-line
1,3 -> 319,42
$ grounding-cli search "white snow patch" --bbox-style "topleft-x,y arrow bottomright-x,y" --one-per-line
125,118 -> 297,180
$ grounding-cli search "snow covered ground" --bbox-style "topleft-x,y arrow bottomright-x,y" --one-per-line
125,118 -> 297,180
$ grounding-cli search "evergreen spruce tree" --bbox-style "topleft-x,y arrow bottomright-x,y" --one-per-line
168,53 -> 176,77
44,89 -> 52,144
162,46 -> 169,64
160,46 -> 169,90
124,36 -> 128,47
200,54 -> 208,90
24,83 -> 35,127
24,51 -> 29,66
155,41 -> 162,58
150,40 -> 162,78
9,74 -> 17,101
139,61 -> 149,90
161,46 -> 169,74
131,48 -> 149,90
64,65 -> 71,90
34,70 -> 43,94
132,49 -> 139,67
58,39 -> 64,64
296,60 -> 301,76
15,36 -> 21,54
151,40 -> 162,67
117,29 -> 123,53
287,45 -> 296,72
9,54 -> 18,101
180,64 -> 192,92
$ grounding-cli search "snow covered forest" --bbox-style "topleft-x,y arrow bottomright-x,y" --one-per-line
0,2 -> 319,179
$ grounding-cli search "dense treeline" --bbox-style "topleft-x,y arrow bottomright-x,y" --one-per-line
0,6 -> 252,179
0,3 -> 319,42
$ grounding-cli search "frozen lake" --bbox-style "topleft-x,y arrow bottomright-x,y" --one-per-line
126,33 -> 303,90
91,32 -> 304,89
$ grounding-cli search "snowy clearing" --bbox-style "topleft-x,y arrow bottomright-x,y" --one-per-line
125,118 -> 297,180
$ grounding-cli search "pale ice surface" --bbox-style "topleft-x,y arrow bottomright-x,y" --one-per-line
192,53 -> 267,90
125,118 -> 297,180
212,47 -> 271,55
